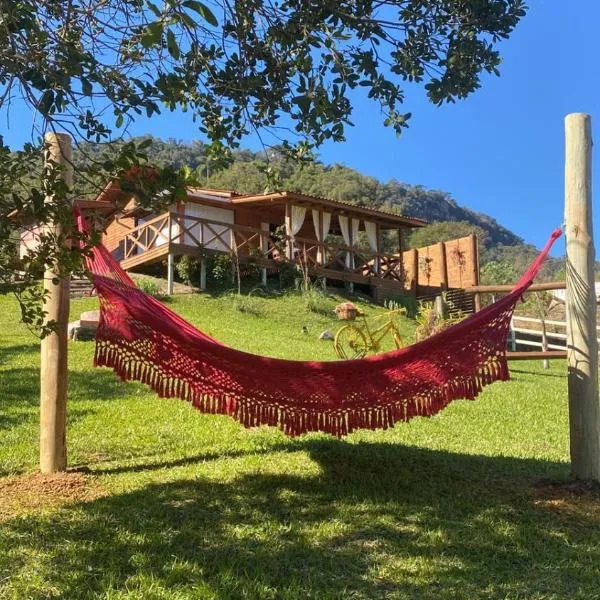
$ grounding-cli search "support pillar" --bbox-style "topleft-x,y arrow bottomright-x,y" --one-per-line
167,252 -> 175,295
40,132 -> 73,474
565,112 -> 600,481
200,258 -> 207,290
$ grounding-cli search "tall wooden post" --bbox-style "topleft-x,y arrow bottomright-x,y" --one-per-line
40,133 -> 73,474
565,112 -> 600,481
410,248 -> 418,295
471,234 -> 481,312
167,252 -> 175,295
200,258 -> 207,290
284,203 -> 293,260
374,223 -> 381,275
437,241 -> 448,290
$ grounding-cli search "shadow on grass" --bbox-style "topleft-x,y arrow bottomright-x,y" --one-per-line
2,441 -> 596,600
0,366 -> 138,433
93,442 -> 298,475
510,367 -> 566,379
0,342 -> 39,365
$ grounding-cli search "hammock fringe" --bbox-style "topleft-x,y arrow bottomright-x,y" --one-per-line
94,339 -> 510,438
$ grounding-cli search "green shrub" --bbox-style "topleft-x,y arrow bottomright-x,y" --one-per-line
136,278 -> 161,297
212,253 -> 234,285
384,294 -> 418,318
226,289 -> 265,316
175,256 -> 203,286
298,279 -> 331,315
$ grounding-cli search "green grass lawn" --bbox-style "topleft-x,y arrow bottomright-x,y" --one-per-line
1,288 -> 599,600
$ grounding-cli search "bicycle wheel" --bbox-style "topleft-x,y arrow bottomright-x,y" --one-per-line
334,324 -> 369,359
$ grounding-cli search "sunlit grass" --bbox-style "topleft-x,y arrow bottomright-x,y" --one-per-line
1,289 -> 598,600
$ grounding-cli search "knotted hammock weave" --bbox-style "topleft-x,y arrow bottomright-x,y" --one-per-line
78,211 -> 561,438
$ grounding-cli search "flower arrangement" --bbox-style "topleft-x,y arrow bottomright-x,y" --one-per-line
334,301 -> 362,320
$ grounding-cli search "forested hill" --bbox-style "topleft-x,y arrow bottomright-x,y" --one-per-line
78,136 -> 563,280
82,136 -> 520,246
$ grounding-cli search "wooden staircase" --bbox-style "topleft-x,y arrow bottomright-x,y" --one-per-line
70,276 -> 94,298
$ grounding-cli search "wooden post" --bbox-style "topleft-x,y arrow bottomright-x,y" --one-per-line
260,222 -> 268,285
438,241 -> 448,290
284,203 -> 293,260
470,233 -> 481,312
200,258 -> 207,290
347,218 -> 354,294
565,112 -> 600,481
374,223 -> 381,275
167,252 -> 175,295
40,133 -> 72,474
410,248 -> 418,295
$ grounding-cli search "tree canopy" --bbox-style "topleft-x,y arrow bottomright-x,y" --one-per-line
0,0 -> 527,329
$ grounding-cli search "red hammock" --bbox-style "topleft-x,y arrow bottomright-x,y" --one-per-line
77,212 -> 561,437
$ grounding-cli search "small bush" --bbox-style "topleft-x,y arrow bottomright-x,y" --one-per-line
298,280 -> 331,315
414,300 -> 463,342
176,256 -> 203,286
212,254 -> 234,285
384,294 -> 418,318
277,261 -> 298,289
225,288 -> 265,316
136,278 -> 161,297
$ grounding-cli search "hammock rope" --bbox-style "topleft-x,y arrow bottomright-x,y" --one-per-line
77,210 -> 562,437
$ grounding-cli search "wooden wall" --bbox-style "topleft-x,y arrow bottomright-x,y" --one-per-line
403,234 -> 479,296
103,216 -> 135,253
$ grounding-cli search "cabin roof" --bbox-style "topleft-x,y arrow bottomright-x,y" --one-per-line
231,190 -> 426,228
94,183 -> 427,229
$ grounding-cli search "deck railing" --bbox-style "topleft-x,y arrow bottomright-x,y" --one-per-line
121,212 -> 406,283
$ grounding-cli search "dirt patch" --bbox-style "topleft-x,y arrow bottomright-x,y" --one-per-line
533,479 -> 600,522
0,471 -> 104,521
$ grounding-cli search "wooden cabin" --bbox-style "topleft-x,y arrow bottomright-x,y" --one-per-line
92,183 -> 427,296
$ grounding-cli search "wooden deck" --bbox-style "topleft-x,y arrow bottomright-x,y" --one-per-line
116,211 -> 409,294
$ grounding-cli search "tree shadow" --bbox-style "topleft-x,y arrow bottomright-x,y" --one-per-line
510,367 -> 566,379
0,366 -> 138,433
2,441 -> 597,599
0,342 -> 39,365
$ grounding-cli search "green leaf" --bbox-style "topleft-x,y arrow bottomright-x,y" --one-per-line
39,90 -> 54,114
81,78 -> 93,97
140,21 -> 163,49
182,0 -> 218,26
166,29 -> 180,60
147,1 -> 162,17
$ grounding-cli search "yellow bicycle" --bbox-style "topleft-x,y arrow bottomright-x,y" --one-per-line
334,308 -> 406,359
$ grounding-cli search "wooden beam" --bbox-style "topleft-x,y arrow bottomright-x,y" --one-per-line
468,281 -> 566,294
506,351 -> 567,360
40,133 -> 73,474
565,112 -> 600,481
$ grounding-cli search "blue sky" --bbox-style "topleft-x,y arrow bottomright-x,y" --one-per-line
3,2 -> 599,254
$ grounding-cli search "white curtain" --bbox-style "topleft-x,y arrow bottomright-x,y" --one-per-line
322,212 -> 332,240
290,205 -> 306,236
339,215 -> 350,246
312,210 -> 332,263
364,221 -> 378,251
339,216 -> 360,268
364,221 -> 379,274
